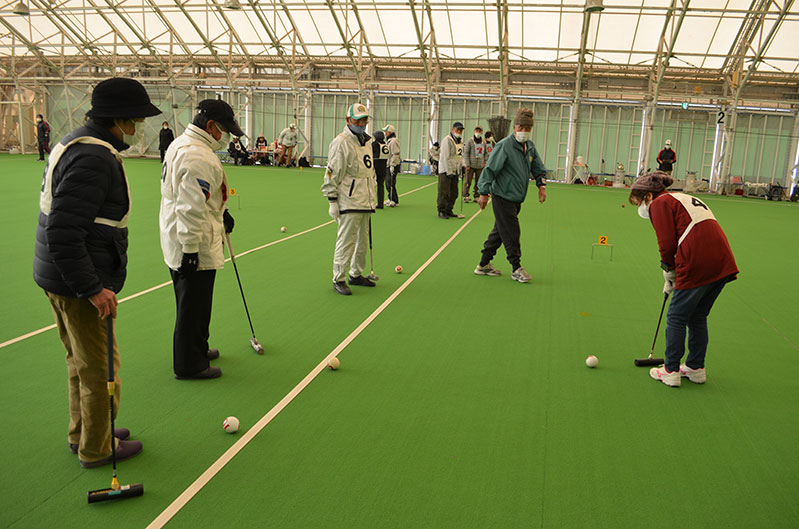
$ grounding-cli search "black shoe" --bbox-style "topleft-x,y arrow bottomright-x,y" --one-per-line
69,428 -> 130,454
80,439 -> 143,468
175,366 -> 222,380
207,348 -> 220,360
333,281 -> 352,296
348,275 -> 376,287
438,212 -> 449,219
447,211 -> 458,218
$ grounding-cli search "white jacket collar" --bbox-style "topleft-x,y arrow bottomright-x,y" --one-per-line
185,124 -> 215,147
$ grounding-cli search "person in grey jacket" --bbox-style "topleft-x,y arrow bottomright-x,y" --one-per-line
463,126 -> 486,202
34,77 -> 160,468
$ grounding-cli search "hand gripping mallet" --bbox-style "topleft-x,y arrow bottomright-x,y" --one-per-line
367,217 -> 379,281
634,292 -> 669,366
224,232 -> 265,354
87,318 -> 144,503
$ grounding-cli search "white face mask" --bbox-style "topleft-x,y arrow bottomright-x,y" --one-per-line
453,131 -> 462,139
515,131 -> 530,143
638,201 -> 650,219
209,123 -> 230,151
117,120 -> 144,146
474,133 -> 482,139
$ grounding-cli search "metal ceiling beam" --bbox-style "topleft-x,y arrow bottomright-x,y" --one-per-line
170,0 -> 233,86
496,0 -> 508,115
0,18 -> 59,73
721,0 -> 771,75
732,0 -> 794,103
408,0 -> 432,94
325,0 -> 364,96
275,0 -> 311,57
28,0 -> 112,70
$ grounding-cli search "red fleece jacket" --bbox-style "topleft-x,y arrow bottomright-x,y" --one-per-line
649,193 -> 738,290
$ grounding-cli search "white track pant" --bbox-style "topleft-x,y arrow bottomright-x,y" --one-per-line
333,212 -> 370,282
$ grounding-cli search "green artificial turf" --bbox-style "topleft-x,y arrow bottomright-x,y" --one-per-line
1,153 -> 797,528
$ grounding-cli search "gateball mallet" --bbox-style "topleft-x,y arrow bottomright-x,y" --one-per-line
224,233 -> 265,354
87,318 -> 144,503
367,217 -> 379,281
634,292 -> 669,367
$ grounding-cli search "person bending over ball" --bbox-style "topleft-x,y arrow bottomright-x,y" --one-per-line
629,172 -> 738,388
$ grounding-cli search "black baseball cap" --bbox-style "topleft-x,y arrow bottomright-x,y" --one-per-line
452,121 -> 465,130
86,78 -> 161,119
197,99 -> 245,138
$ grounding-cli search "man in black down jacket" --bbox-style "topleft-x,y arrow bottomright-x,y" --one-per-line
159,120 -> 175,162
33,77 -> 160,468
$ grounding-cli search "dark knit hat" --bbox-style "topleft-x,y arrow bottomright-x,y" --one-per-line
452,122 -> 464,130
514,108 -> 534,127
196,99 -> 245,138
631,171 -> 674,193
85,78 -> 161,119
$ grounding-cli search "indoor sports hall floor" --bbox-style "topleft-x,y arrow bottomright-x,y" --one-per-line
1,155 -> 797,528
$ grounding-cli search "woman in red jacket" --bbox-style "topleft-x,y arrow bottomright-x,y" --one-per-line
629,172 -> 738,387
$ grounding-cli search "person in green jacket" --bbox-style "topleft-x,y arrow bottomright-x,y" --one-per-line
474,107 -> 547,283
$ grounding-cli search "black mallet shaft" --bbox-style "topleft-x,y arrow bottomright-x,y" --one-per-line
634,292 -> 669,367
87,318 -> 143,503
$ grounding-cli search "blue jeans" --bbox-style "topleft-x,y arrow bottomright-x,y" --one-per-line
664,277 -> 729,373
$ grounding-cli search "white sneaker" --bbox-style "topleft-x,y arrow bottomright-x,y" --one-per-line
474,263 -> 501,276
679,364 -> 706,384
649,366 -> 681,387
511,267 -> 531,283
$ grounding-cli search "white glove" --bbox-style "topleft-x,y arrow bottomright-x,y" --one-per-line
663,269 -> 676,294
328,201 -> 340,220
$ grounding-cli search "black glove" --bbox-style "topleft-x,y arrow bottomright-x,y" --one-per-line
178,252 -> 199,276
223,209 -> 235,234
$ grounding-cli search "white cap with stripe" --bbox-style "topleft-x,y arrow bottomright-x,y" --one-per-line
347,103 -> 369,120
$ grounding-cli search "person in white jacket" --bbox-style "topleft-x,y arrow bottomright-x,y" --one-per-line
383,124 -> 401,206
437,121 -> 465,219
321,103 -> 377,296
278,123 -> 298,166
160,99 -> 245,379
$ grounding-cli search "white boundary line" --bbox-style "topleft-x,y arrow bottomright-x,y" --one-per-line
146,203 -> 483,529
0,181 -> 437,351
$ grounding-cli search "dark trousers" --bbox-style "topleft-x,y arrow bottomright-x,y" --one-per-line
160,149 -> 166,162
664,277 -> 728,373
375,159 -> 387,207
232,152 -> 247,165
386,164 -> 400,203
38,140 -> 50,160
480,194 -> 523,270
170,269 -> 216,376
437,173 -> 459,213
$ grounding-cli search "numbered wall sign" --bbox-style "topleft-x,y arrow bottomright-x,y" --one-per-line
598,236 -> 608,245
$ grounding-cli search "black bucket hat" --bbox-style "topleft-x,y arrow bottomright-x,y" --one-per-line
85,78 -> 161,119
196,99 -> 245,138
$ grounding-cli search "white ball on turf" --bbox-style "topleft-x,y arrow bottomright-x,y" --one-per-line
395,265 -> 403,273
328,357 -> 340,370
223,416 -> 240,433
585,355 -> 598,368
280,226 -> 287,233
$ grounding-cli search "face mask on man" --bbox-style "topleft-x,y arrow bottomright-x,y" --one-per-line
453,131 -> 462,139
515,131 -> 531,143
638,201 -> 650,219
474,133 -> 482,139
37,118 -> 43,123
163,125 -> 168,130
349,123 -> 366,135
209,122 -> 230,151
